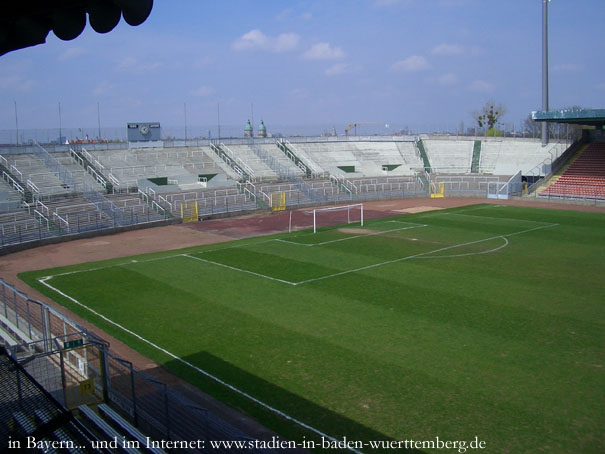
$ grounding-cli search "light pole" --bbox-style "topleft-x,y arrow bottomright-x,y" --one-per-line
14,101 -> 19,145
58,101 -> 63,143
542,0 -> 550,147
184,102 -> 188,142
97,102 -> 101,141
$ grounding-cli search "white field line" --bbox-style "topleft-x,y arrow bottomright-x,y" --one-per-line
417,204 -> 499,219
40,254 -> 183,280
416,236 -> 509,259
445,212 -> 555,225
294,223 -> 558,286
37,276 -> 360,454
275,223 -> 427,247
282,218 -> 418,241
182,253 -> 297,286
197,238 -> 277,255
40,218 -> 560,289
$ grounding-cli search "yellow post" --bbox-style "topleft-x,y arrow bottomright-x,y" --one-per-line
271,192 -> 286,212
430,182 -> 445,198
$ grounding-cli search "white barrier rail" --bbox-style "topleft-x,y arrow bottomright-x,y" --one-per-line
53,212 -> 69,230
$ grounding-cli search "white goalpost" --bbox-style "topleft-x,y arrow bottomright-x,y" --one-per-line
309,203 -> 364,233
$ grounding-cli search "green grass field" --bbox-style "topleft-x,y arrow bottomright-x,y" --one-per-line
22,204 -> 605,453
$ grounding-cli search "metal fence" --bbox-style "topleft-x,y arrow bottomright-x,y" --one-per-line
0,279 -> 270,453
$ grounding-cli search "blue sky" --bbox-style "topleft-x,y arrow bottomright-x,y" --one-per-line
1,0 -> 604,137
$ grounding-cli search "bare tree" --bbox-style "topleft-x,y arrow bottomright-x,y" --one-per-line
473,101 -> 507,132
523,114 -> 541,138
524,106 -> 585,140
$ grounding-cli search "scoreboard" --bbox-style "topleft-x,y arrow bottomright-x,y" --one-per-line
127,122 -> 161,142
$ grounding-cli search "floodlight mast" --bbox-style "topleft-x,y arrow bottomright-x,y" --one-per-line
542,0 -> 550,146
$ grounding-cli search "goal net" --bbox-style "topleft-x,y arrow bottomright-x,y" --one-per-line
307,203 -> 364,233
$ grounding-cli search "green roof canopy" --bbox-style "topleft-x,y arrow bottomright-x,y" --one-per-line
532,109 -> 605,127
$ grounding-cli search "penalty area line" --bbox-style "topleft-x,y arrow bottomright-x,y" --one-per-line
182,254 -> 297,286
276,223 -> 427,247
39,254 -> 189,280
295,222 -> 558,285
36,276 -> 361,454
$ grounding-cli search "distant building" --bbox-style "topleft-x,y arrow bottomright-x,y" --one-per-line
258,120 -> 267,138
244,119 -> 253,138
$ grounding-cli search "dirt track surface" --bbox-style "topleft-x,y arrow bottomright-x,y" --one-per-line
2,196 -> 604,440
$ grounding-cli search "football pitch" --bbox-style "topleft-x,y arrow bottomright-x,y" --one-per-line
22,204 -> 605,453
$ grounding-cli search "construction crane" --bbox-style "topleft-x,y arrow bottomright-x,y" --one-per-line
345,122 -> 376,136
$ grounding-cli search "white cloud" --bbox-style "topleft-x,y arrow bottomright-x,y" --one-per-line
58,47 -> 87,61
275,8 -> 294,21
190,85 -> 215,97
373,0 -> 413,7
439,0 -> 477,6
552,63 -> 582,72
92,81 -> 115,97
0,75 -> 35,92
194,56 -> 215,68
302,43 -> 345,61
391,55 -> 430,72
325,63 -> 351,76
231,29 -> 300,53
437,73 -> 458,85
290,88 -> 309,99
116,57 -> 163,73
468,80 -> 495,93
431,43 -> 464,56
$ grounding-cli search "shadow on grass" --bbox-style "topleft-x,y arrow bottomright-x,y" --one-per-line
160,351 -> 424,453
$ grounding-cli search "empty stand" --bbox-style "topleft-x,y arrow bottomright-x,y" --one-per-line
480,140 -> 558,175
291,140 -> 422,177
423,138 -> 474,173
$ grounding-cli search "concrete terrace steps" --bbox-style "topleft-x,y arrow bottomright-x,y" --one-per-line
292,141 -> 421,177
87,147 -> 235,190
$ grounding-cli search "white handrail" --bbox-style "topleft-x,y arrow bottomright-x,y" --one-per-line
86,165 -> 107,188
33,209 -> 49,228
35,200 -> 49,216
137,189 -> 149,203
69,148 -> 84,166
243,187 -> 256,202
2,171 -> 25,194
221,143 -> 255,176
108,173 -> 120,188
285,140 -> 323,175
151,200 -> 165,216
10,165 -> 23,182
158,194 -> 173,211
81,148 -> 94,163
27,179 -> 40,194
53,212 -> 69,230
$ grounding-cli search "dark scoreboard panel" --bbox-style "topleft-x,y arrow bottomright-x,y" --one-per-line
127,122 -> 161,142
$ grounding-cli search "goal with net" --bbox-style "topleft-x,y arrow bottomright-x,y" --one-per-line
307,203 -> 364,233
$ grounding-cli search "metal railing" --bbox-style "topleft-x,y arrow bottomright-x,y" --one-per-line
0,279 -> 267,452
